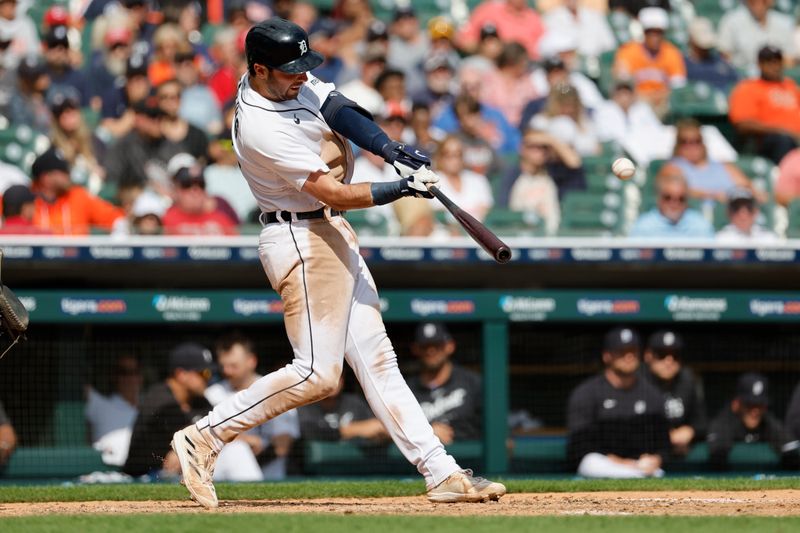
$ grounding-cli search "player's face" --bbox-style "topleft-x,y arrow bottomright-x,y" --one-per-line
606,349 -> 640,376
266,68 -> 308,101
218,344 -> 257,388
739,403 -> 766,430
413,341 -> 455,373
646,351 -> 680,381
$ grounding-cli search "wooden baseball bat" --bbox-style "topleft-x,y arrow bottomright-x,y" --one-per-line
428,185 -> 512,264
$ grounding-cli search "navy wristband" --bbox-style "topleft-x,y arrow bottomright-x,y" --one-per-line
370,179 -> 410,206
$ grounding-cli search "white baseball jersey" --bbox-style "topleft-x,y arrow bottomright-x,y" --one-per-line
232,73 -> 354,213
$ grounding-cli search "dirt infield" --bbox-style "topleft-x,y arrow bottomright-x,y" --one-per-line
2,490 -> 800,517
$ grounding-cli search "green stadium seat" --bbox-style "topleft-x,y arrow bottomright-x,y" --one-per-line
559,190 -> 625,236
596,50 -> 617,98
3,447 -> 107,479
344,209 -> 391,237
736,155 -> 776,194
669,82 -> 729,121
484,208 -> 546,237
53,401 -> 88,447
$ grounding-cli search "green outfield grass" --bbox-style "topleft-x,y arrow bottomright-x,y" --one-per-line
1,477 -> 799,503
2,514 -> 800,533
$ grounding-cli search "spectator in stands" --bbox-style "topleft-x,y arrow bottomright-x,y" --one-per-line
0,0 -> 39,68
162,0 -> 212,67
614,7 -> 686,118
593,79 -> 666,163
542,0 -> 616,60
124,342 -> 214,479
683,17 -> 739,92
85,355 -> 142,467
427,16 -> 461,75
718,0 -> 796,75
387,7 -> 428,96
205,332 -> 300,481
99,54 -> 151,143
457,0 -> 545,60
533,31 -> 605,112
374,68 -> 410,118
784,379 -> 800,443
289,1 -> 319,32
49,88 -> 105,192
566,327 -> 670,478
174,50 -> 223,137
776,147 -> 800,206
86,26 -> 134,108
329,0 -> 373,64
156,79 -> 209,164
716,187 -> 779,244
707,372 -> 800,470
529,83 -> 600,157
42,25 -> 89,107
451,93 -> 502,179
728,45 -> 800,164
504,129 -> 566,235
642,330 -> 707,457
0,184 -> 47,234
409,102 -> 441,156
31,147 -> 124,235
8,55 -> 51,134
162,164 -> 238,236
127,191 -> 166,235
434,62 -> 520,158
408,322 -> 482,444
482,42 -> 539,127
104,97 -> 171,195
0,399 -> 16,471
207,27 -> 246,107
337,44 -> 386,117
149,24 -> 192,88
431,136 -> 494,224
413,53 -> 457,122
498,127 -> 584,205
658,119 -> 761,205
308,19 -> 348,85
629,174 -> 715,239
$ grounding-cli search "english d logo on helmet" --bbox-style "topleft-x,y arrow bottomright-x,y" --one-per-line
246,17 -> 324,74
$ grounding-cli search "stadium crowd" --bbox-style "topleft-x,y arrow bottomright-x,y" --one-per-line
0,0 -> 799,240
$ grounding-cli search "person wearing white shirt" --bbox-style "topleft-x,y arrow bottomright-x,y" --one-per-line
431,136 -> 494,225
543,0 -> 616,60
716,187 -> 780,244
533,30 -> 605,111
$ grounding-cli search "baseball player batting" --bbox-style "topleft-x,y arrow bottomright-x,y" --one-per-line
171,18 -> 506,508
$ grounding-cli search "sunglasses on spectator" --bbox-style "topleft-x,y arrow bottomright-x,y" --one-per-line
158,92 -> 180,101
0,40 -> 11,51
660,194 -> 687,203
651,351 -> 680,361
678,137 -> 703,146
523,142 -> 548,150
178,179 -> 205,190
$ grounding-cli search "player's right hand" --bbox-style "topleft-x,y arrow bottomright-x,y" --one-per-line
405,167 -> 439,199
382,141 -> 431,178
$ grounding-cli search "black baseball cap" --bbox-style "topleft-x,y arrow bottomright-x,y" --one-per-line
132,97 -> 163,118
758,45 -> 783,62
17,55 -> 47,81
31,147 -> 70,179
647,330 -> 683,358
543,56 -> 566,72
2,185 -> 36,215
603,326 -> 641,353
480,23 -> 499,40
126,53 -> 149,78
45,25 -> 69,48
414,322 -> 452,345
168,342 -> 214,374
366,20 -> 388,41
48,87 -> 80,116
246,17 -> 324,74
393,6 -> 416,21
736,372 -> 769,406
173,165 -> 206,187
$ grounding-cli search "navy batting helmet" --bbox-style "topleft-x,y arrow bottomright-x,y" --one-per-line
246,18 -> 324,74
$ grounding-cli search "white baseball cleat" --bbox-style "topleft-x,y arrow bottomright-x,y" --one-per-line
427,469 -> 507,503
171,425 -> 219,509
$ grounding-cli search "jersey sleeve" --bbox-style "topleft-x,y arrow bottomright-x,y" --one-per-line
302,73 -> 336,110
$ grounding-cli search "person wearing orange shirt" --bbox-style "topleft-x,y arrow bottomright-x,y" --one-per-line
614,7 -> 686,118
30,148 -> 124,235
729,45 -> 800,164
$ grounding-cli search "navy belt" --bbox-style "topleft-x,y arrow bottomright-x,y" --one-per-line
260,207 -> 342,225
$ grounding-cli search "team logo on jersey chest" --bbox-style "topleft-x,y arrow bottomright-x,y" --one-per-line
299,40 -> 308,54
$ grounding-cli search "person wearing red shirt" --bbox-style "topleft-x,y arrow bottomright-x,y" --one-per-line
162,165 -> 238,235
30,148 -> 124,235
457,0 -> 544,60
0,185 -> 49,234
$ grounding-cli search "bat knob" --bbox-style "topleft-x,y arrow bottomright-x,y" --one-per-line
496,247 -> 512,264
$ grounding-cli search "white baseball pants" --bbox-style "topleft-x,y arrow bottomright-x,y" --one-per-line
196,214 -> 460,488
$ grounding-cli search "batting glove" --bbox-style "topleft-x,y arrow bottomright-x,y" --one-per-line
381,141 -> 431,178
405,167 -> 439,199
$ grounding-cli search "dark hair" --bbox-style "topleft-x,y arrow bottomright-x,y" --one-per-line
215,330 -> 255,356
496,42 -> 529,69
453,92 -> 481,118
373,68 -> 404,92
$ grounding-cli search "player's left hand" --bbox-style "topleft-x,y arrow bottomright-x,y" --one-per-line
406,167 -> 439,199
382,141 -> 431,178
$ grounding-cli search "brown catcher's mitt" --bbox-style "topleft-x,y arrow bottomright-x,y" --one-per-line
0,284 -> 28,335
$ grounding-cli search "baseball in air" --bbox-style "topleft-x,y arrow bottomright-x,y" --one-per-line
612,157 -> 636,180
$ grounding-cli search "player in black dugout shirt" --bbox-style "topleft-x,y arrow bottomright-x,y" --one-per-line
124,342 -> 214,478
407,322 -> 482,445
707,373 -> 800,470
567,326 -> 670,478
642,330 -> 707,457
